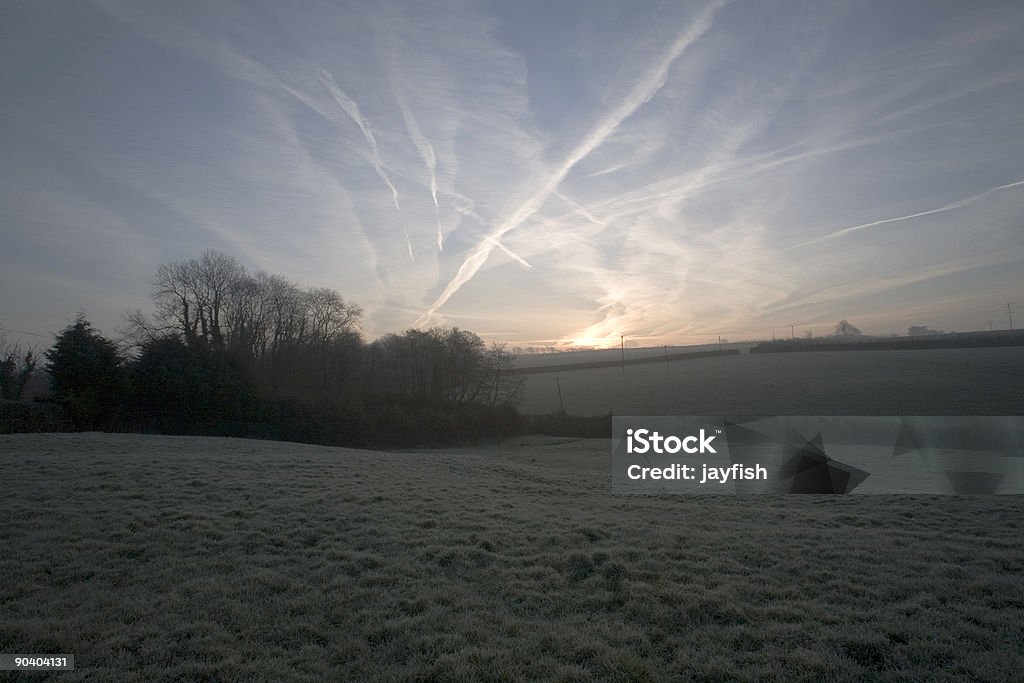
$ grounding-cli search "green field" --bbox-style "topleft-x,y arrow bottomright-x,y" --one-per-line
2,432 -> 1022,681
519,348 -> 1024,416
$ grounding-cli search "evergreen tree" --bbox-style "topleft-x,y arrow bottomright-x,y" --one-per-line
45,314 -> 125,429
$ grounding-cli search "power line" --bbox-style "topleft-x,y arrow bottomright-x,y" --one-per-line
0,317 -> 52,339
0,326 -> 51,340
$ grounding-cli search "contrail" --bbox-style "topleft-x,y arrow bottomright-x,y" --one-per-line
484,235 -> 533,270
317,67 -> 412,259
317,67 -> 399,208
398,100 -> 444,251
402,226 -> 414,261
414,1 -> 725,326
790,178 -> 1024,249
450,198 -> 533,269
555,190 -> 603,225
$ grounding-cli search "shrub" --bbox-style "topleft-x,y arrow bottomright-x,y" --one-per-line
0,399 -> 68,434
129,336 -> 259,433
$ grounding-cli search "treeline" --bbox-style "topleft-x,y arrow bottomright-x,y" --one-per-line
751,329 -> 1024,354
34,250 -> 525,447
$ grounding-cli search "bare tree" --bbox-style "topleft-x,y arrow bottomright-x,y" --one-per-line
834,320 -> 862,337
192,249 -> 246,348
442,328 -> 485,404
133,250 -> 370,400
152,259 -> 200,346
475,342 -> 523,407
304,287 -> 363,393
223,273 -> 270,362
368,327 -> 521,406
149,250 -> 246,350
0,326 -> 37,400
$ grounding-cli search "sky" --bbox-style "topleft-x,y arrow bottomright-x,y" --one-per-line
1,0 -> 1022,350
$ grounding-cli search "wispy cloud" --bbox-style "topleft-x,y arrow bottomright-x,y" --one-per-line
790,179 -> 1024,249
398,99 -> 443,251
316,67 -> 414,260
4,0 -> 1023,346
414,1 -> 727,326
315,67 -> 400,211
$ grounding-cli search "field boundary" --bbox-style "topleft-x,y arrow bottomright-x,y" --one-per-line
512,349 -> 740,375
751,330 -> 1024,354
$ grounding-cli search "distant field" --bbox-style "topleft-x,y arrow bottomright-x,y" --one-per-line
513,343 -> 757,370
2,433 -> 1023,681
519,347 -> 1024,416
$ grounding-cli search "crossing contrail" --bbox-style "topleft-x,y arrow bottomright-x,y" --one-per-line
413,1 -> 726,326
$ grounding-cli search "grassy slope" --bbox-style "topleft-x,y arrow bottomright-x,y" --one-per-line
1,433 -> 1022,682
518,347 -> 1024,416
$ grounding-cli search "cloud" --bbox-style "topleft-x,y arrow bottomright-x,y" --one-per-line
790,179 -> 1024,249
6,0 -> 1023,345
397,99 -> 443,251
414,1 -> 727,326
316,67 -> 414,261
316,67 -> 400,211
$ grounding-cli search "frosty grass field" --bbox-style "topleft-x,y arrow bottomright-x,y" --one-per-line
2,348 -> 1023,681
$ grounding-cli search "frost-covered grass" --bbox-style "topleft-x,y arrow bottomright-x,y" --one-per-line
2,433 -> 1022,681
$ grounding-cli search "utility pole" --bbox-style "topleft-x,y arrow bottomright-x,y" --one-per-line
1008,303 -> 1014,331
620,335 -> 625,374
555,377 -> 564,414
790,323 -> 795,339
664,345 -> 670,375
718,335 -> 722,352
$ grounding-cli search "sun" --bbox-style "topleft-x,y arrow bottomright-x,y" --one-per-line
565,336 -> 621,350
